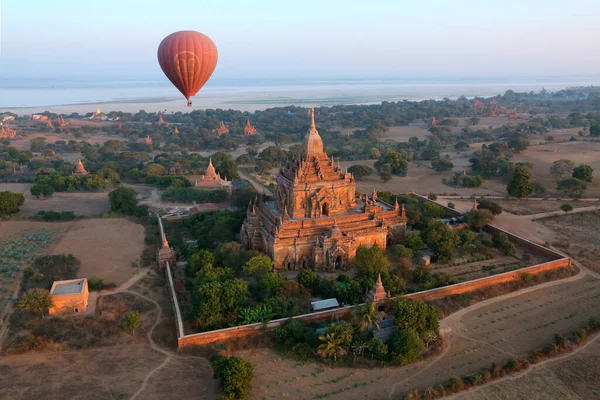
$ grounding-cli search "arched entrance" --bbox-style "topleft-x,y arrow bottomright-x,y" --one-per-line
322,202 -> 329,216
334,256 -> 342,269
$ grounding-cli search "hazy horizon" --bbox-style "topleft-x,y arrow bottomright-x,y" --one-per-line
2,0 -> 600,84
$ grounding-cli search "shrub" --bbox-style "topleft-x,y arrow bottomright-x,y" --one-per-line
448,377 -> 464,392
122,311 -> 142,336
18,288 -> 53,318
33,210 -> 77,221
560,203 -> 573,213
389,328 -> 422,363
212,356 -> 254,400
588,316 -> 600,331
393,298 -> 439,338
87,276 -> 104,291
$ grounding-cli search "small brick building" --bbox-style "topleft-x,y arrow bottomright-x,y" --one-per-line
49,278 -> 89,316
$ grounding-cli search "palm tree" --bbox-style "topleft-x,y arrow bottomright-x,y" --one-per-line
353,301 -> 384,333
317,332 -> 347,362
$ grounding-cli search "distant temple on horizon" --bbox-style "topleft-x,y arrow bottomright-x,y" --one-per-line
157,115 -> 168,126
193,158 -> 233,195
56,116 -> 68,128
244,120 -> 257,136
241,109 -> 407,271
215,121 -> 229,136
145,135 -> 153,145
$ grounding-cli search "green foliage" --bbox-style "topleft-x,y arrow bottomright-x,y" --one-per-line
550,159 -> 575,179
459,229 -> 476,246
375,149 -> 410,177
18,288 -> 53,318
243,254 -> 272,277
210,152 -> 239,180
558,177 -> 588,198
352,301 -> 384,332
123,311 -> 142,335
431,156 -> 454,172
212,356 -> 254,400
187,249 -> 216,276
393,298 -> 439,338
492,233 -> 516,256
465,209 -> 494,230
572,164 -> 594,183
560,203 -> 573,213
389,328 -> 422,363
108,187 -> 147,217
507,165 -> 534,198
257,272 -> 287,299
347,165 -> 373,180
476,199 -> 503,215
422,221 -> 461,263
30,183 -> 55,197
87,276 -> 104,291
238,304 -> 275,325
390,244 -> 414,261
335,279 -> 363,305
192,278 -> 248,329
0,191 -> 25,215
365,337 -> 388,360
161,186 -> 228,203
355,246 -> 390,279
32,210 -> 76,221
182,210 -> 246,249
403,234 -> 424,252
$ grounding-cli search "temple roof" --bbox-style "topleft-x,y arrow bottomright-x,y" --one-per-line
303,108 -> 324,156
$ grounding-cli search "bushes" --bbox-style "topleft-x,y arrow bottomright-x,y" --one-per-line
212,355 -> 254,399
161,186 -> 228,203
0,191 -> 25,215
389,328 -> 422,363
32,210 -> 77,221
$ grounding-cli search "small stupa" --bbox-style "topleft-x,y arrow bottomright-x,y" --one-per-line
215,121 -> 229,136
73,159 -> 88,176
157,115 -> 168,126
472,199 -> 478,211
145,135 -> 153,145
172,127 -> 179,135
367,273 -> 387,303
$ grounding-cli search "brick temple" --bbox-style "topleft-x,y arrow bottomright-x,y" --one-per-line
241,109 -> 407,272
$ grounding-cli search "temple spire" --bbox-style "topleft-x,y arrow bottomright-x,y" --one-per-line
310,107 -> 316,130
162,233 -> 170,249
302,107 -> 324,156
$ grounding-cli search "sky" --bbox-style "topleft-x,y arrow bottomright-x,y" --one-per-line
1,0 -> 600,82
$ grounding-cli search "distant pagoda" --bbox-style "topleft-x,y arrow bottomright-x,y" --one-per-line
73,159 -> 88,176
244,120 -> 257,136
172,127 -> 179,135
46,120 -> 55,130
56,115 -> 68,128
157,115 -> 168,126
0,125 -> 16,139
367,273 -> 388,303
215,121 -> 229,136
194,158 -> 232,195
145,135 -> 153,145
430,116 -> 439,128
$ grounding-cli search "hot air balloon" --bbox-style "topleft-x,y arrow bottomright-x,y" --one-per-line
157,31 -> 218,107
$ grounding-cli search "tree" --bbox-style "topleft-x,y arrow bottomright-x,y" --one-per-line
123,311 -> 142,336
211,152 -> 239,179
459,229 -> 476,246
507,165 -> 534,198
352,301 -> 384,332
18,288 -> 53,318
187,249 -> 217,275
355,246 -> 390,278
389,328 -> 422,363
375,149 -> 409,177
212,356 -> 254,400
403,234 -> 424,252
378,163 -> 393,182
465,209 -> 494,230
431,156 -> 454,172
422,221 -> 460,263
0,191 -> 25,215
30,184 -> 55,198
390,244 -> 414,262
317,332 -> 347,362
257,272 -> 286,298
347,165 -> 373,180
572,164 -> 594,183
558,178 -> 588,198
242,254 -> 272,277
476,199 -> 503,215
454,141 -> 470,151
393,298 -> 439,338
108,187 -> 138,213
560,203 -> 573,213
550,159 -> 575,180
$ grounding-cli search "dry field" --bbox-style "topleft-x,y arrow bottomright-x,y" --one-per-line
235,270 -> 600,400
455,337 -> 600,400
0,219 -> 145,287
339,160 -> 507,197
0,183 -> 111,217
511,140 -> 600,197
0,274 -> 215,400
539,211 -> 600,273
488,199 -> 597,216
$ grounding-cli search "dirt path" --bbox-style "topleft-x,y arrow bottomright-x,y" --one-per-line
239,170 -> 273,196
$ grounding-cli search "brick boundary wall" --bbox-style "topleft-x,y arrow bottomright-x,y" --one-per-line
163,195 -> 573,348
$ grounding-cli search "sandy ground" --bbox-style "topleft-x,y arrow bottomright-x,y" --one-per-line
339,160 -> 507,196
0,274 -> 215,400
511,140 -> 600,197
236,270 -> 600,400
486,198 -> 599,215
454,338 -> 600,400
0,219 -> 145,286
0,183 -> 111,217
539,211 -> 600,273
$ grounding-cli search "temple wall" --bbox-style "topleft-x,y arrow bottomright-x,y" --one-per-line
49,288 -> 89,316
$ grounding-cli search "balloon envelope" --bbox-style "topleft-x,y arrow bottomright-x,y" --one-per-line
157,31 -> 218,106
